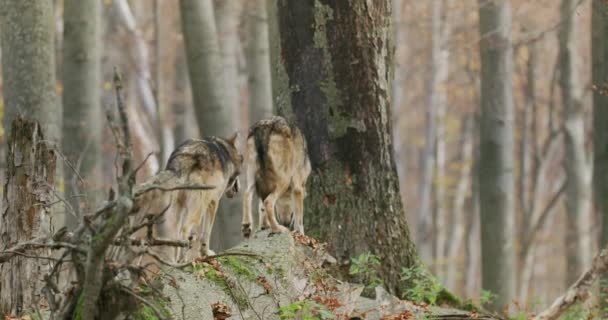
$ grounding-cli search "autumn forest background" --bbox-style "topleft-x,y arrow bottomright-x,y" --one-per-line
0,0 -> 608,319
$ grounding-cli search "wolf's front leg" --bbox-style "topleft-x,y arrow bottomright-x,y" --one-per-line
242,183 -> 254,238
293,189 -> 305,234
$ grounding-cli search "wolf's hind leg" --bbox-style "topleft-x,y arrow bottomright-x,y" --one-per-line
264,192 -> 289,234
200,200 -> 218,257
293,189 -> 305,234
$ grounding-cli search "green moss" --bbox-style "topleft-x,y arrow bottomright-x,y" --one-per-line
74,293 -> 85,320
132,296 -> 172,320
220,256 -> 257,282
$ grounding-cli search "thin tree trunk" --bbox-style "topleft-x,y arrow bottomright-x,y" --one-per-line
179,0 -> 232,138
560,0 -> 592,286
212,0 -> 244,251
0,118 -> 56,317
62,0 -> 103,220
277,0 -> 417,295
246,0 -> 274,123
477,0 -> 516,311
154,0 -> 176,165
592,0 -> 608,312
433,0 -> 453,281
445,115 -> 474,291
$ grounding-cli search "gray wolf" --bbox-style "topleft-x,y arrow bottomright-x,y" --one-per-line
241,116 -> 311,238
132,133 -> 242,261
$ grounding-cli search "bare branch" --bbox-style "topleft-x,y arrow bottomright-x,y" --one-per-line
533,248 -> 608,320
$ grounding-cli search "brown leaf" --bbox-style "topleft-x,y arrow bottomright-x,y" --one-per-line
211,302 -> 232,320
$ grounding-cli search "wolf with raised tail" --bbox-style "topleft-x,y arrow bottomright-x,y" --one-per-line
242,116 -> 311,238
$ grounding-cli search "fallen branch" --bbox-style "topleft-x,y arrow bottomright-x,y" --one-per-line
532,248 -> 608,320
134,182 -> 215,196
116,238 -> 190,248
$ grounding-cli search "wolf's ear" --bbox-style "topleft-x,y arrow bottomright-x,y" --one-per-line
227,131 -> 241,149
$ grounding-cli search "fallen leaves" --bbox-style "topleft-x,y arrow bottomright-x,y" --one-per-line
380,310 -> 414,320
211,302 -> 232,319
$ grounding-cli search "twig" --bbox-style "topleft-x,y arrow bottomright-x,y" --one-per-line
533,248 -> 608,320
0,238 -> 85,263
134,183 -> 215,196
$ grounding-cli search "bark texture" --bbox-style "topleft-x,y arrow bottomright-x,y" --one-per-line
592,0 -> 608,311
560,0 -> 592,286
276,0 -> 417,295
62,0 -> 103,219
0,118 -> 56,317
477,0 -> 516,311
0,0 -> 59,144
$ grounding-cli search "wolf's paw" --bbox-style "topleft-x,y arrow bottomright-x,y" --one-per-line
242,223 -> 252,238
269,225 -> 289,236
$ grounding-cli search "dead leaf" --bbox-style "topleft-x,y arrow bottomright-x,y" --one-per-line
211,302 -> 232,319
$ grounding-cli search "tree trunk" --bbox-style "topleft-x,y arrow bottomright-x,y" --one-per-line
1,0 -> 59,144
212,0 -> 244,251
62,0 -> 103,220
276,0 -> 417,295
592,0 -> 608,312
246,0 -> 274,123
179,0 -> 232,138
445,115 -> 474,291
0,117 -> 57,317
477,0 -> 516,311
560,0 -> 592,286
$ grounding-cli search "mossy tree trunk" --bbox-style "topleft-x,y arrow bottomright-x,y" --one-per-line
592,0 -> 608,313
62,0 -> 103,220
0,118 -> 56,317
276,0 -> 417,295
477,0 -> 516,311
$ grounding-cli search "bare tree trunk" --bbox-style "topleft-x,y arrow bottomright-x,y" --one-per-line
445,115 -> 474,291
560,0 -> 592,286
276,0 -> 417,296
154,0 -> 176,165
1,0 -> 59,144
433,0 -> 453,281
62,0 -> 103,220
179,0 -> 232,138
0,118 -> 56,317
477,0 -> 516,311
592,0 -> 608,312
246,0 -> 274,123
212,0 -> 244,251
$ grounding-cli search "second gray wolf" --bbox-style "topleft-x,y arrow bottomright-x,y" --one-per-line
241,116 -> 311,238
